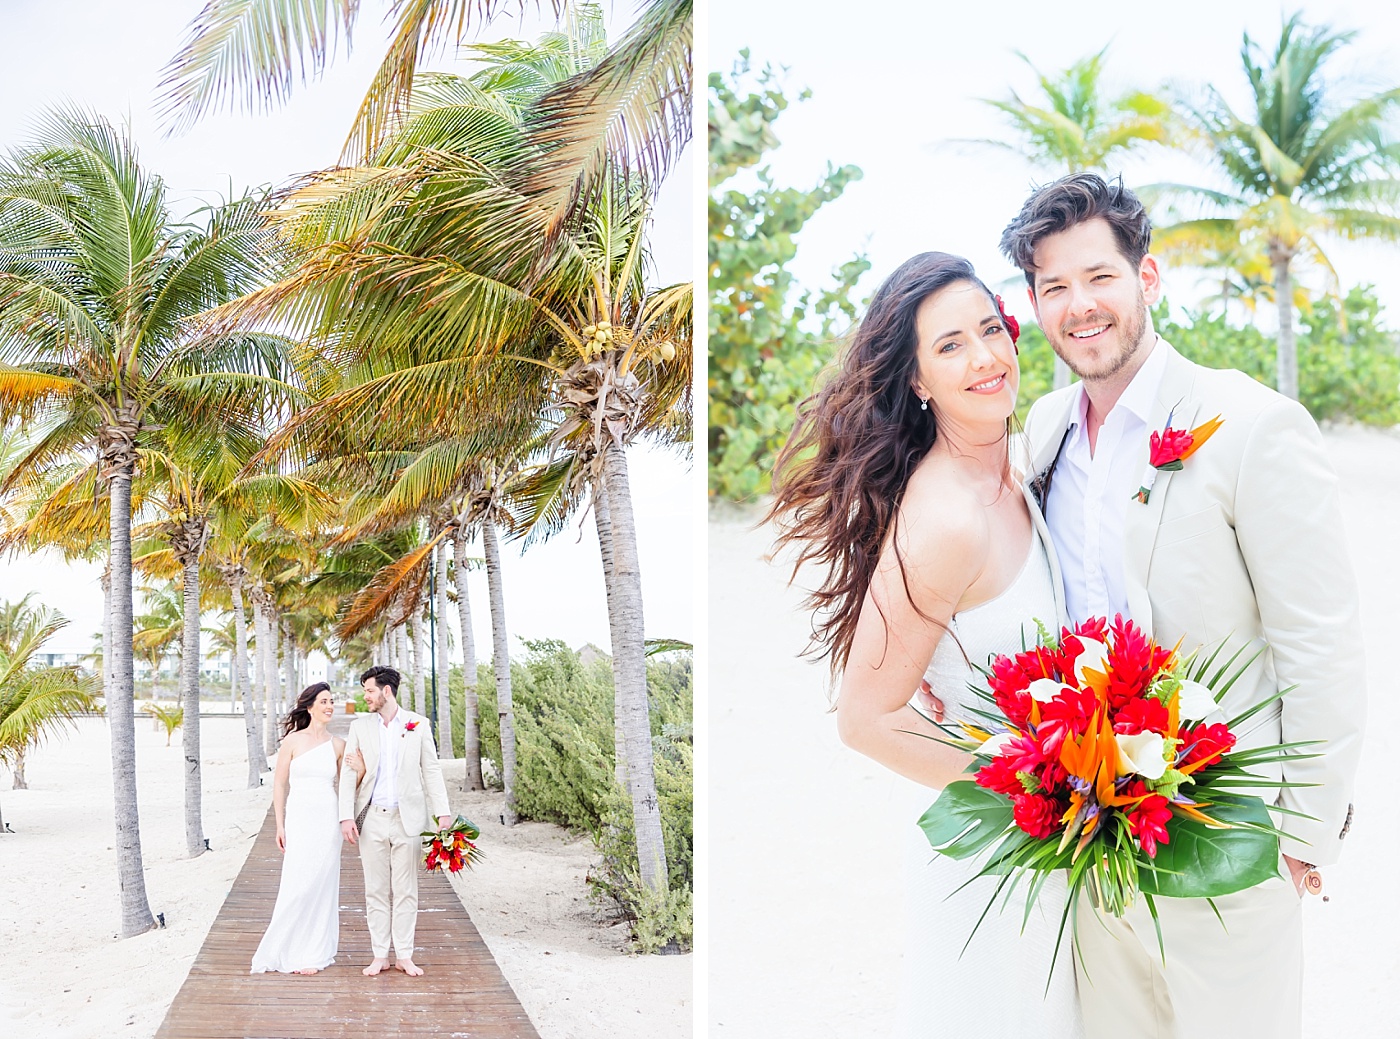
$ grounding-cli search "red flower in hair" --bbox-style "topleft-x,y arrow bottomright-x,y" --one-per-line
994,294 -> 1021,343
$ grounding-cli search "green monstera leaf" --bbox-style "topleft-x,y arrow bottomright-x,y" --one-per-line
918,781 -> 1014,859
1138,795 -> 1281,898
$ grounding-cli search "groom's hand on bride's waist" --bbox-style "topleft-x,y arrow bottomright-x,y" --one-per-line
341,820 -> 359,845
916,679 -> 946,722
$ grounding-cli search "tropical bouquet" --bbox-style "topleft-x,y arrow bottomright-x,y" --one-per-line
421,815 -> 483,873
918,614 -> 1316,955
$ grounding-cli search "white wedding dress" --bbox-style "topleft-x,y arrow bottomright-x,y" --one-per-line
895,524 -> 1085,1037
250,738 -> 343,973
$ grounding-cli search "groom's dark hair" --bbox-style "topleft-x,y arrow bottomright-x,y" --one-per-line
1000,172 -> 1152,287
360,665 -> 400,695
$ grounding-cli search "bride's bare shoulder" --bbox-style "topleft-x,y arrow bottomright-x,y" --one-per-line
896,458 -> 993,557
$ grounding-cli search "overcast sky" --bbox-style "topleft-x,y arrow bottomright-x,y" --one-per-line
0,0 -> 692,655
710,1 -> 1400,326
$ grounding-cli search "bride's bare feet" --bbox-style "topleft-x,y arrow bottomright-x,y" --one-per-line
395,958 -> 424,977
362,957 -> 392,976
292,968 -> 320,975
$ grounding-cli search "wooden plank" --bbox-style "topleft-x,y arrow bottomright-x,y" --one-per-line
155,719 -> 541,1039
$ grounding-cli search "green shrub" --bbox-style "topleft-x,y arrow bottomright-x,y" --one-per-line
460,640 -> 694,950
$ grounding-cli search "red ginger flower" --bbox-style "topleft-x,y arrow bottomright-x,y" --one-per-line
974,755 -> 1024,797
1113,697 -> 1169,736
1122,781 -> 1173,858
1149,426 -> 1196,468
1180,722 -> 1237,768
1011,793 -> 1063,840
1040,687 -> 1098,738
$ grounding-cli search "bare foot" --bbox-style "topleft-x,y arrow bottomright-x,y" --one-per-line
362,958 -> 391,977
395,958 -> 425,977
292,968 -> 320,975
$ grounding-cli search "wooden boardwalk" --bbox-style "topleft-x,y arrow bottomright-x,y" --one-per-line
156,729 -> 539,1039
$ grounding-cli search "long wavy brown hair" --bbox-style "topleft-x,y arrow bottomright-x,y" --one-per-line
768,252 -> 1004,675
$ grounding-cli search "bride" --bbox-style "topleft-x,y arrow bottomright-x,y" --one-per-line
251,682 -> 365,975
768,252 -> 1083,1036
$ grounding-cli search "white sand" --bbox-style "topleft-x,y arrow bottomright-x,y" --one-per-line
710,425 -> 1400,1038
0,715 -> 690,1038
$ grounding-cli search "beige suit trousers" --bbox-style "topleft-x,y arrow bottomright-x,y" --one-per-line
360,804 -> 420,959
1075,874 -> 1303,1039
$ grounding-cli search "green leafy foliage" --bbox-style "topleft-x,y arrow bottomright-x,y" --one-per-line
708,52 -> 869,501
454,641 -> 693,949
1155,288 -> 1400,425
1137,796 -> 1281,898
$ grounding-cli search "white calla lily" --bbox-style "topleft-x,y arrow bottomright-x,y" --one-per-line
1115,730 -> 1168,780
975,731 -> 1018,758
1175,679 -> 1219,721
1074,638 -> 1110,685
1027,678 -> 1070,703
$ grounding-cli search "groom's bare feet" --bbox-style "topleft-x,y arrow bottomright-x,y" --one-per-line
292,968 -> 320,975
362,957 -> 392,976
395,958 -> 424,977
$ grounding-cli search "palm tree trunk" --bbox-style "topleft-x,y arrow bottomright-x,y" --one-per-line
178,553 -> 206,857
410,608 -> 427,715
1273,247 -> 1299,401
105,463 -> 157,936
453,526 -> 483,790
599,443 -> 668,894
481,517 -> 518,825
282,619 -> 297,705
591,478 -> 627,789
255,593 -> 277,757
11,748 -> 27,790
226,575 -> 263,788
102,566 -> 112,703
434,541 -> 453,759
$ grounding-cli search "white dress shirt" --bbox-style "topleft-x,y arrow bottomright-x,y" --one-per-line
370,708 -> 408,809
1046,337 -> 1169,623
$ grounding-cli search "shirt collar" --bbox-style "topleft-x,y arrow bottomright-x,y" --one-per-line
1067,334 -> 1170,431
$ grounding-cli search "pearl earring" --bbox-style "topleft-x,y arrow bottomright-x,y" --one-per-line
920,397 -> 928,411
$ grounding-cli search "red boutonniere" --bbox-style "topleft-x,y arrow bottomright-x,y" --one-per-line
995,294 -> 1021,346
404,720 -> 419,732
1133,414 -> 1224,504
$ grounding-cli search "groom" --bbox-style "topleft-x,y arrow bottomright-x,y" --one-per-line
1005,172 -> 1364,1037
339,665 -> 452,977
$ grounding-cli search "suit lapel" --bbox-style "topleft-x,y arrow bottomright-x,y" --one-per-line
1122,343 -> 1199,632
1028,391 -> 1078,507
1020,480 -> 1068,628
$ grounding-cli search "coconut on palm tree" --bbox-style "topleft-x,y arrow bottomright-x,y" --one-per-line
1144,12 -> 1400,400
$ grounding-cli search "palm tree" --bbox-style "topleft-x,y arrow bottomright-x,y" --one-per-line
133,584 -> 184,700
1144,12 -> 1400,400
157,0 -> 691,226
0,110 -> 294,934
965,46 -> 1172,388
0,598 -> 100,832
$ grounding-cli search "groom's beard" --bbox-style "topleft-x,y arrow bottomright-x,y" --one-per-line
1051,291 -> 1149,382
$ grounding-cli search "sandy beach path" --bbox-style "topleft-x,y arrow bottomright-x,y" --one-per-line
0,711 -> 690,1038
710,425 -> 1400,1038
155,790 -> 538,1038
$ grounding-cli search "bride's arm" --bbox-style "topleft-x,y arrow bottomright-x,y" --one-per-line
272,738 -> 294,852
835,497 -> 985,790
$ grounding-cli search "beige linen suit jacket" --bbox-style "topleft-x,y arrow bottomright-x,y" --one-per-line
337,709 -> 451,837
1025,338 -> 1365,866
